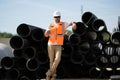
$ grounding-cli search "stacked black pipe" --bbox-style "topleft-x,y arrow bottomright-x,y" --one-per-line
0,11 -> 120,80
0,23 -> 49,80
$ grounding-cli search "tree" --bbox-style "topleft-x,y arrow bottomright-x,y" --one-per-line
0,32 -> 13,38
65,30 -> 73,35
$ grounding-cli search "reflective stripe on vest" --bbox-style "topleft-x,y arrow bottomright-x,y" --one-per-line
48,22 -> 65,45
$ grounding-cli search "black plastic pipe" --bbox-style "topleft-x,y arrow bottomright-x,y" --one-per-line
116,46 -> 120,55
84,52 -> 97,65
96,55 -> 109,68
72,22 -> 87,36
0,67 -> 7,79
6,68 -> 20,80
85,31 -> 97,41
15,57 -> 27,70
1,56 -> 14,70
63,34 -> 69,44
89,67 -> 102,78
68,33 -> 81,45
17,69 -> 37,80
23,47 -> 36,59
17,23 -> 41,37
110,55 -> 119,67
18,76 -> 30,80
97,31 -> 111,43
70,50 -> 83,64
92,19 -> 107,32
31,28 -> 45,41
103,67 -> 115,79
13,49 -> 23,58
57,66 -> 67,78
103,45 -> 115,56
17,23 -> 45,41
91,42 -> 102,54
62,43 -> 73,58
36,51 -> 48,65
82,11 -> 97,30
10,36 -> 29,49
79,41 -> 90,54
111,31 -> 120,45
26,58 -> 39,71
36,67 -> 48,79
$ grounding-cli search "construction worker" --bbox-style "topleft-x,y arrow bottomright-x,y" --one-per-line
44,11 -> 76,80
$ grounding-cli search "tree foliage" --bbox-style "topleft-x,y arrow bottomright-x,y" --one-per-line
0,32 -> 14,38
65,29 -> 73,35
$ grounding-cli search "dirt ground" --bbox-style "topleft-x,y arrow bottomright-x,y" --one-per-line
0,38 -> 11,47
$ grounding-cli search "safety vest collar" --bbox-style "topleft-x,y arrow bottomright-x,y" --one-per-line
52,22 -> 63,26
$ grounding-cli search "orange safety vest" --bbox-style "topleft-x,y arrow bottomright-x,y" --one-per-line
48,22 -> 65,45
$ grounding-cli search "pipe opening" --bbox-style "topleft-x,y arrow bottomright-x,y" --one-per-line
10,36 -> 23,49
93,19 -> 107,32
1,57 -> 14,69
6,68 -> 20,79
24,47 -> 36,59
36,51 -> 48,64
13,49 -> 23,58
68,33 -> 81,45
82,12 -> 96,24
73,22 -> 87,36
17,24 -> 31,37
26,59 -> 39,71
32,29 -> 45,41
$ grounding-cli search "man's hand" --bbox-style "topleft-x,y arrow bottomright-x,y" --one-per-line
44,29 -> 50,37
46,29 -> 51,34
69,21 -> 76,30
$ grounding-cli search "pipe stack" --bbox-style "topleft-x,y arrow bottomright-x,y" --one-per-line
0,23 -> 49,80
0,11 -> 120,80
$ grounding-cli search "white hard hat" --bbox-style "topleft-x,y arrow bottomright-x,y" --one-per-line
53,11 -> 61,17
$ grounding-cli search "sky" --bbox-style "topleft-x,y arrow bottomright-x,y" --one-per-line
0,0 -> 120,34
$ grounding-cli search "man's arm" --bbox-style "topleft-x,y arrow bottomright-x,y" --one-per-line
44,24 -> 51,37
69,22 -> 77,30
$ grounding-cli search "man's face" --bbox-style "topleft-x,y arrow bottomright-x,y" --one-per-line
54,16 -> 60,23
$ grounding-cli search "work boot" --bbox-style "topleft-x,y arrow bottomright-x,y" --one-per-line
46,70 -> 53,80
46,76 -> 50,80
51,74 -> 57,80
